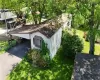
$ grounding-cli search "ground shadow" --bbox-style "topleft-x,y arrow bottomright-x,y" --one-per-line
7,40 -> 31,59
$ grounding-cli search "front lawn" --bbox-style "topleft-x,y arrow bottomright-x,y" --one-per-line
7,48 -> 74,80
0,40 -> 16,54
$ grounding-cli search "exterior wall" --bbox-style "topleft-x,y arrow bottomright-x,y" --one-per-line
30,32 -> 51,51
49,28 -> 62,58
30,29 -> 62,59
0,11 -> 16,20
12,34 -> 30,39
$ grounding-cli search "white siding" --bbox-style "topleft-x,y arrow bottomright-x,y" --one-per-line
49,28 -> 62,58
12,34 -> 30,39
30,32 -> 50,51
30,29 -> 62,59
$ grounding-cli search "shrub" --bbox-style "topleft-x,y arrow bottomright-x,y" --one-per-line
62,31 -> 83,58
36,57 -> 48,68
27,49 -> 41,65
27,40 -> 51,68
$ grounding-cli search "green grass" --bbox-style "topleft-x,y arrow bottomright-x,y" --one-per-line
0,40 -> 16,54
7,48 -> 74,80
0,41 -> 9,54
75,29 -> 100,55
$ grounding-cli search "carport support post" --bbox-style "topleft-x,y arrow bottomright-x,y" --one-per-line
30,38 -> 33,50
8,34 -> 12,45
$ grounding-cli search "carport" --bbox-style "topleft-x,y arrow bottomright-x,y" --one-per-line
8,23 -> 49,50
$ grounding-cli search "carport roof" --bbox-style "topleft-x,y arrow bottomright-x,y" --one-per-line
9,19 -> 62,38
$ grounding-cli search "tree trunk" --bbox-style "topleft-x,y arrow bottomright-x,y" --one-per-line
89,3 -> 95,55
39,0 -> 46,24
89,30 -> 95,55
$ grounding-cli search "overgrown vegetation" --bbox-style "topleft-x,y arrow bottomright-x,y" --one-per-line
62,30 -> 83,58
7,46 -> 74,80
26,40 -> 51,68
0,40 -> 16,54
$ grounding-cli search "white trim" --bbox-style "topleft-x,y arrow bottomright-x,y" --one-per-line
11,34 -> 30,39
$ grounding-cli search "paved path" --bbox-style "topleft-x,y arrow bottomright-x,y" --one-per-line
0,41 -> 30,80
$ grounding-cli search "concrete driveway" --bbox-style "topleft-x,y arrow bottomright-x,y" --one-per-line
0,41 -> 30,80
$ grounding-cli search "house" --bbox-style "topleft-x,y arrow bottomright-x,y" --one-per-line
0,9 -> 16,21
8,13 -> 72,58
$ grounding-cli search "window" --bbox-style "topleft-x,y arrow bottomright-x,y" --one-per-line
33,36 -> 43,48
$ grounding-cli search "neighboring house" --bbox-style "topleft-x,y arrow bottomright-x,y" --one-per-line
0,9 -> 16,21
8,13 -> 72,58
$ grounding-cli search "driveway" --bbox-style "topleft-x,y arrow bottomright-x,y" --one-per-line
0,41 -> 30,80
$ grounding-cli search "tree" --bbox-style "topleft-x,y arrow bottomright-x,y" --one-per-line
67,0 -> 100,55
